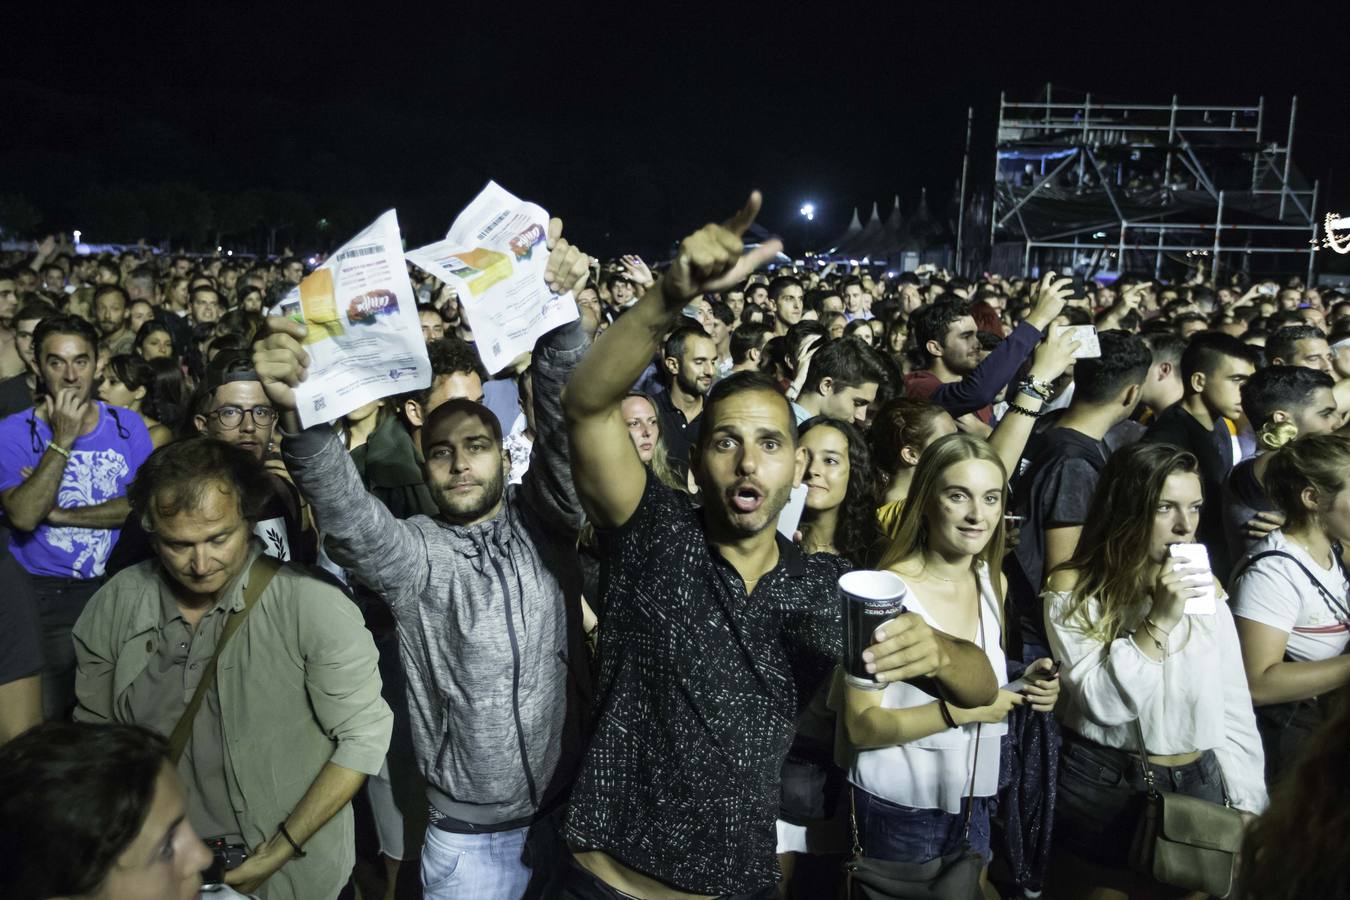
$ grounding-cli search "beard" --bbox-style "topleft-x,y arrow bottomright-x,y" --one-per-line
429,465 -> 506,523
676,371 -> 711,397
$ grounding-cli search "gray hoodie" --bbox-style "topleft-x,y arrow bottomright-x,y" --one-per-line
282,320 -> 592,827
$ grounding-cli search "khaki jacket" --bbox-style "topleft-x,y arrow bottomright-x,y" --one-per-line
73,543 -> 392,900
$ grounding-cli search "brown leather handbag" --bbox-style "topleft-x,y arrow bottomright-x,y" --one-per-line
1125,720 -> 1245,899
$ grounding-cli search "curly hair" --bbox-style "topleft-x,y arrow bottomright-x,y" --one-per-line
799,416 -> 881,566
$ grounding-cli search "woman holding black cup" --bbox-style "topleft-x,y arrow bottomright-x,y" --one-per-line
839,433 -> 1059,896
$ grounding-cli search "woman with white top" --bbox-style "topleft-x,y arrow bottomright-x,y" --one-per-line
1233,432 -> 1350,781
842,433 -> 1059,895
1043,442 -> 1266,899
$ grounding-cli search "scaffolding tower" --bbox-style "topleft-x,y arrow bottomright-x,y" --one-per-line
987,86 -> 1319,282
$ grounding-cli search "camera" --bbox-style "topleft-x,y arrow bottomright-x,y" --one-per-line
201,837 -> 249,887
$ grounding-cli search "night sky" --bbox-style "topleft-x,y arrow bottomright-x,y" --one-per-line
3,4 -> 1347,260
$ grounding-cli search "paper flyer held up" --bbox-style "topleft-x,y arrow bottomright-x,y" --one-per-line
405,182 -> 578,374
271,209 -> 429,428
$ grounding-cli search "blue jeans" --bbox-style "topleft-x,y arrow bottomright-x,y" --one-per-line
853,787 -> 993,865
1055,731 -> 1225,868
421,814 -> 562,900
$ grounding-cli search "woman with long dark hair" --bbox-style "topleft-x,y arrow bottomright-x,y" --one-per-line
1044,442 -> 1266,898
776,418 -> 883,896
98,354 -> 174,447
797,416 -> 880,566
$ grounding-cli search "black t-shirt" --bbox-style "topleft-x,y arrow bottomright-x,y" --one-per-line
653,387 -> 701,481
1007,427 -> 1108,646
0,373 -> 34,420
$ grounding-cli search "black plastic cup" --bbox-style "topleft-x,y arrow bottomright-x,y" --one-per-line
840,570 -> 910,690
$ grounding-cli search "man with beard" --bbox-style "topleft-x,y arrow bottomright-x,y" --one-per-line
94,285 -> 136,357
254,222 -> 594,900
559,193 -> 998,899
653,324 -> 716,479
904,271 -> 1071,427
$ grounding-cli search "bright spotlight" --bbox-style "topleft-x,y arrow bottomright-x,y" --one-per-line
800,203 -> 816,221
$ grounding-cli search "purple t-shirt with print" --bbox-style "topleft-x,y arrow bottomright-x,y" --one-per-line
0,402 -> 152,578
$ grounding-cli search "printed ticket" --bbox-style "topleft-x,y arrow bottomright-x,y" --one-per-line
271,209 -> 429,428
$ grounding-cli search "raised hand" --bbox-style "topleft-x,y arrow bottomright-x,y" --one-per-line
45,387 -> 88,448
620,254 -> 654,288
253,318 -> 311,414
1150,563 -> 1208,631
1026,271 -> 1074,330
1027,324 -> 1082,382
34,234 -> 56,261
662,192 -> 782,306
544,218 -> 592,298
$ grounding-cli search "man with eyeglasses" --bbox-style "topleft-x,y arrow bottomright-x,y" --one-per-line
106,350 -> 312,575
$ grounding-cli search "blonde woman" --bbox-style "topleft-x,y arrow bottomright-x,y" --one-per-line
841,434 -> 1058,895
1044,442 -> 1266,898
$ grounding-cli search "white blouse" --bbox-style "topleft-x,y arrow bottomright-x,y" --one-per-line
848,564 -> 1007,814
1044,590 -> 1268,813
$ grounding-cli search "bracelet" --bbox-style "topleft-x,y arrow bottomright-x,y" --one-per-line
1016,377 -> 1054,400
1144,615 -> 1174,636
938,698 -> 958,729
1016,385 -> 1047,402
1005,403 -> 1042,419
47,441 -> 70,460
277,821 -> 307,858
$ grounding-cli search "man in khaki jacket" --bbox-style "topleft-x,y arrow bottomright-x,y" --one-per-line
73,438 -> 392,900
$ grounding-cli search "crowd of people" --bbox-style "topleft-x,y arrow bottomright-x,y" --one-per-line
0,193 -> 1348,900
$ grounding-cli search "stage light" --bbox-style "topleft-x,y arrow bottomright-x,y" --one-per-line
800,203 -> 816,221
72,229 -> 82,244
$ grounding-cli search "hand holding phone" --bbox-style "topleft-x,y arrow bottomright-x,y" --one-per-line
1168,543 -> 1217,615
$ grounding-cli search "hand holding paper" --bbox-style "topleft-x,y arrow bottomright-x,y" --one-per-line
406,182 -> 583,375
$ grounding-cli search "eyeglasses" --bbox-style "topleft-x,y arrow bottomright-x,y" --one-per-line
208,405 -> 277,428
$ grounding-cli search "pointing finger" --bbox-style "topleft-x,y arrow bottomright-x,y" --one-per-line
546,217 -> 563,250
722,190 -> 764,238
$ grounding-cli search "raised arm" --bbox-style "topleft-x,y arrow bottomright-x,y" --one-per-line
928,274 -> 1071,418
562,192 -> 782,528
519,224 -> 597,535
254,320 -> 430,602
986,323 -> 1079,476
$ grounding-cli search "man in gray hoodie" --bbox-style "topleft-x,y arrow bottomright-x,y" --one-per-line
254,223 -> 594,900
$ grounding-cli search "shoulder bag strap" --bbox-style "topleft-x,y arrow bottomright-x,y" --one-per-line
1131,715 -> 1231,806
168,555 -> 283,763
1235,549 -> 1350,622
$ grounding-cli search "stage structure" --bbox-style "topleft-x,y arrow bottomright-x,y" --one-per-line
985,86 -> 1319,282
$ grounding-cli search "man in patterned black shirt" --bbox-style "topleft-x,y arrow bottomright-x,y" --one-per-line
560,193 -> 999,899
